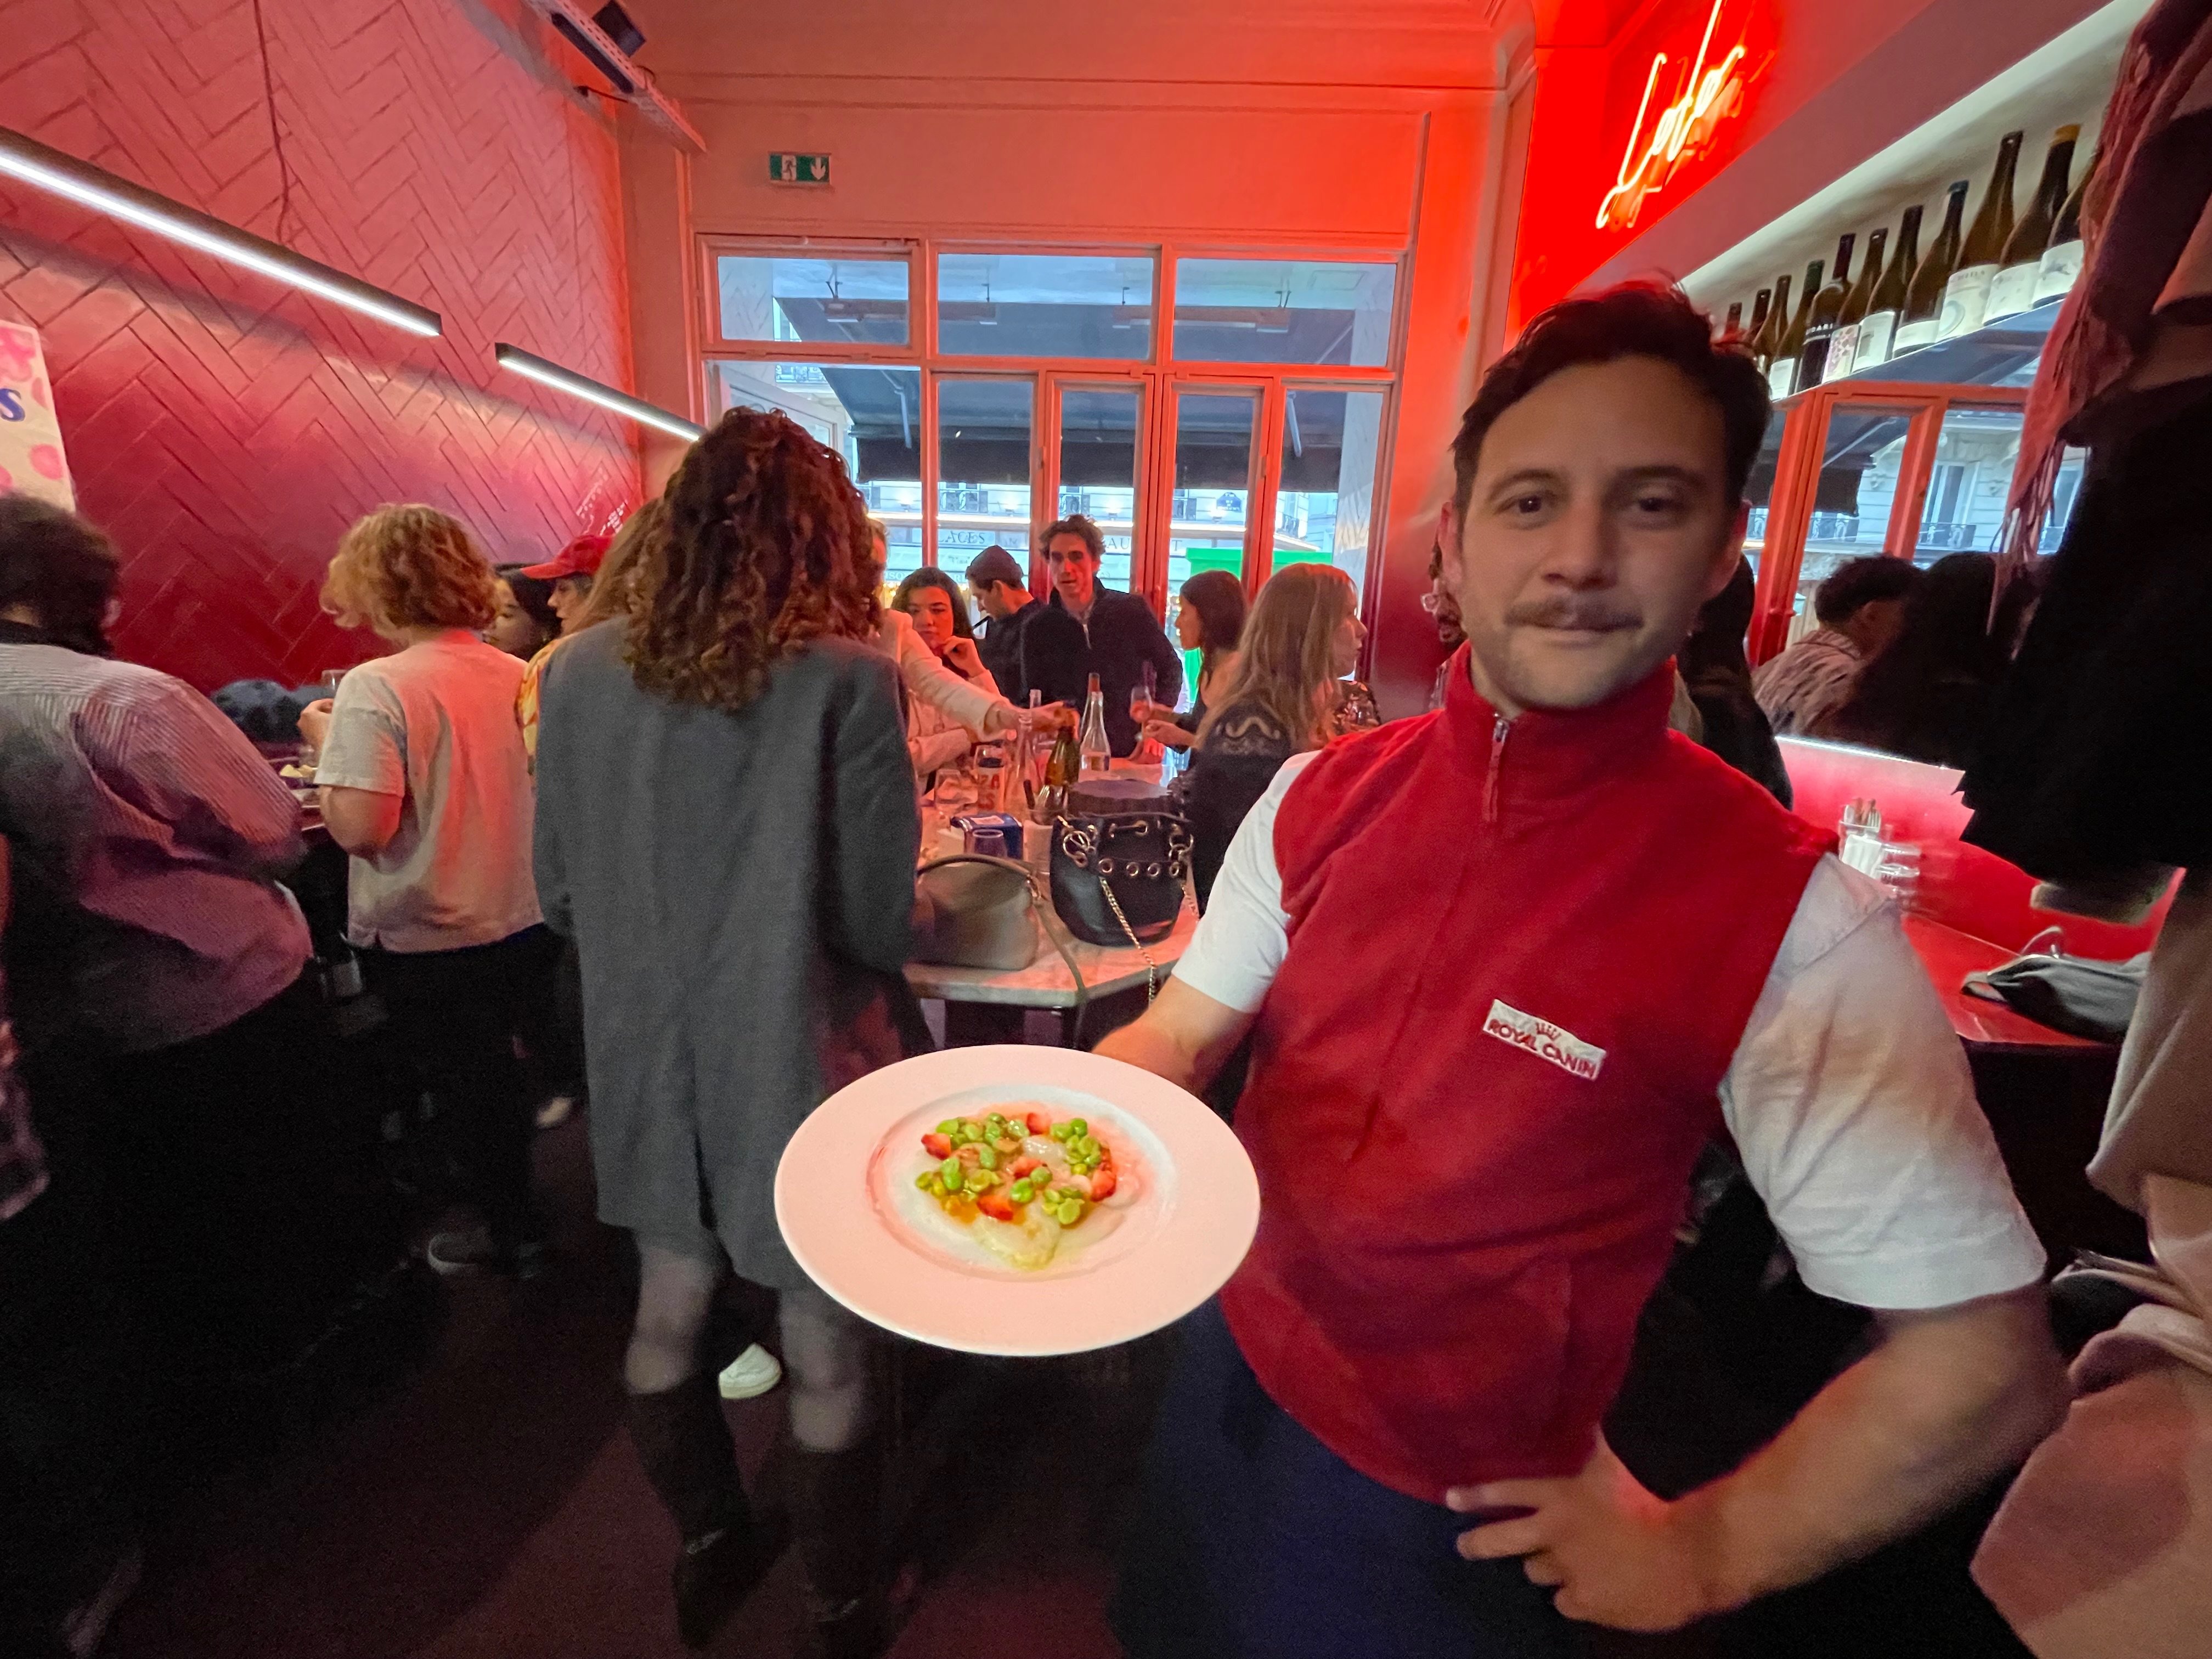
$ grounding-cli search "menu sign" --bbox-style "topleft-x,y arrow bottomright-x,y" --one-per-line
0,321 -> 74,509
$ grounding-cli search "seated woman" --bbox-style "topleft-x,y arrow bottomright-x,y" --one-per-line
1140,568 -> 1246,752
1185,562 -> 1367,911
891,567 -> 998,780
865,522 -> 1021,754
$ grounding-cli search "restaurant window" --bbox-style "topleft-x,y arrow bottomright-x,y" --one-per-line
1055,387 -> 1143,591
937,253 -> 1155,361
712,253 -> 911,348
709,362 -> 925,583
1273,387 -> 1387,610
1915,407 -> 2022,564
935,379 -> 1033,571
1166,391 -> 1260,612
1173,258 -> 1398,367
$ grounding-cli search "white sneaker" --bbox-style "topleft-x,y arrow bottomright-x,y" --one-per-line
534,1095 -> 575,1130
718,1342 -> 783,1400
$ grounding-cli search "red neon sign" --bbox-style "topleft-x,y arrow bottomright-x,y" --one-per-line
1596,0 -> 1753,232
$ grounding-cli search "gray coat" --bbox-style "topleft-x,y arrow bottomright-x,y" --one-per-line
533,623 -> 920,1289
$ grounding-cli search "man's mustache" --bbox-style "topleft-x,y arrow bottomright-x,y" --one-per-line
1504,597 -> 1642,631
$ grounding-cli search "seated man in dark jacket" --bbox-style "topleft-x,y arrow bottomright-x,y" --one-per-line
964,545 -> 1039,705
1020,515 -> 1184,755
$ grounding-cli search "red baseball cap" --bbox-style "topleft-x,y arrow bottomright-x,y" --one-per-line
520,533 -> 612,582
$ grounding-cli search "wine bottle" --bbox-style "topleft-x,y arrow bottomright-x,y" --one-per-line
1939,131 -> 2024,339
1750,278 -> 1786,376
1769,261 -> 1821,399
1989,126 -> 2078,321
1720,301 -> 1743,341
1798,234 -> 1855,389
1831,227 -> 1887,377
1855,205 -> 1920,371
1897,183 -> 1967,353
1077,673 -> 1110,775
2034,144 -> 2095,305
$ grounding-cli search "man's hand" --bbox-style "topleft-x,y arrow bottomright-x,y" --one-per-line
297,697 -> 334,753
1142,718 -> 1193,751
1449,1441 -> 1720,1632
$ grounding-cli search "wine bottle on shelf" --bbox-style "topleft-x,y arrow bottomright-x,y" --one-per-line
1719,301 -> 1743,342
1989,126 -> 2079,321
1939,131 -> 2024,340
2034,144 -> 2095,305
1749,278 -> 1786,376
1855,204 -> 1921,371
1798,234 -> 1855,390
1831,227 -> 1887,377
1746,287 -> 1772,351
1897,183 -> 1968,353
1769,262 -> 1821,399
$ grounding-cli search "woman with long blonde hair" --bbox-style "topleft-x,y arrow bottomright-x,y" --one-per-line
531,408 -> 919,1654
1186,562 -> 1367,909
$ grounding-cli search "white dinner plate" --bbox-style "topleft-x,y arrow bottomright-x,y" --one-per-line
775,1045 -> 1259,1356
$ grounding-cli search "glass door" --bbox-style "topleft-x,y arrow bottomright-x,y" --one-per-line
1155,384 -> 1265,610
929,376 -> 1034,576
1042,377 -> 1148,597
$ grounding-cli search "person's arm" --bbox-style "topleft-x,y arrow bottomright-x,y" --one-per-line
105,678 -> 306,877
1452,863 -> 2064,1629
826,654 -> 922,975
1096,752 -> 1314,1088
890,613 -> 1018,736
907,722 -> 974,779
528,643 -> 574,938
309,676 -> 409,861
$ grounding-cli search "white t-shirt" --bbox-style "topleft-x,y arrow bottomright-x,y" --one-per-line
316,631 -> 541,953
1177,753 -> 2047,1312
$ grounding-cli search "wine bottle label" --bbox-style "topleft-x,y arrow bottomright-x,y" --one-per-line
1985,263 -> 2040,322
1939,264 -> 1997,339
1892,316 -> 1939,353
1852,312 -> 1897,371
2034,239 -> 2083,305
1829,323 -> 1860,378
1767,359 -> 1796,399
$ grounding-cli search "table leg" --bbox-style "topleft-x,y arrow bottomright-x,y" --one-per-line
943,1001 -> 1026,1048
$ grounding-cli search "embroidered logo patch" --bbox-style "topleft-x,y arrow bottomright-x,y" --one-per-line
1482,1000 -> 1607,1081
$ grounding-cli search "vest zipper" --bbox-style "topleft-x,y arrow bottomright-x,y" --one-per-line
1483,713 -> 1510,826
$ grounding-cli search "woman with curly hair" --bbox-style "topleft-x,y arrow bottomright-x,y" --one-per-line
298,505 -> 555,1277
532,408 -> 921,1655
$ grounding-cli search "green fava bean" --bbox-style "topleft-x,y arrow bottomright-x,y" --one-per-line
1069,1118 -> 1088,1137
939,1157 -> 963,1187
977,1144 -> 998,1170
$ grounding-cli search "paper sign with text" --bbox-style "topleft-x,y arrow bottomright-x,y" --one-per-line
0,321 -> 74,510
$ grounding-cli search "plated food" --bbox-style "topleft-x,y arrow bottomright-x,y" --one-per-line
776,1046 -> 1259,1356
910,1106 -> 1135,1270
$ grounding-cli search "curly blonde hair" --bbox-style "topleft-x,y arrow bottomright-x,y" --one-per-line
625,408 -> 879,710
322,505 -> 497,635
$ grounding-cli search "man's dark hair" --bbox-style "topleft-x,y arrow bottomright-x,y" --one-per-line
0,494 -> 122,654
1812,555 -> 1921,628
1450,281 -> 1770,513
1040,515 -> 1105,564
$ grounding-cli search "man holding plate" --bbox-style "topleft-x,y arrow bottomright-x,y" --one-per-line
1099,283 -> 2063,1658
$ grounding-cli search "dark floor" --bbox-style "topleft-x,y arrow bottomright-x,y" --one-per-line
99,1110 -> 1129,1659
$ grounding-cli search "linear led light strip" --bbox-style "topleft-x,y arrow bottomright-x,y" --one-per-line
0,125 -> 442,338
494,343 -> 703,441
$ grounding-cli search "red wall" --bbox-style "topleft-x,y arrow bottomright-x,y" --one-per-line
0,0 -> 641,690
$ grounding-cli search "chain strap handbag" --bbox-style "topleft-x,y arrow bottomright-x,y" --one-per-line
1048,812 -> 1193,1000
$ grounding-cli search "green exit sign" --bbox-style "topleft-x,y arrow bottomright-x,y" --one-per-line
768,153 -> 831,185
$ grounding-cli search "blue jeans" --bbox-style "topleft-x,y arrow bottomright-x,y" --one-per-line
1111,1298 -> 1576,1659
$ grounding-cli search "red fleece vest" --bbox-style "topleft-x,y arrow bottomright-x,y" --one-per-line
1218,653 -> 1832,1501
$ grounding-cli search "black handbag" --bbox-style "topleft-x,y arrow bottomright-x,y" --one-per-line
1049,812 -> 1193,949
1960,928 -> 2148,1043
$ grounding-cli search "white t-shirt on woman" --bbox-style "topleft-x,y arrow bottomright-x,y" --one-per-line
316,630 -> 541,952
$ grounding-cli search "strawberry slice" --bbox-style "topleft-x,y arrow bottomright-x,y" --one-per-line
975,1192 -> 1017,1221
1025,1111 -> 1052,1135
921,1133 -> 953,1159
1007,1155 -> 1042,1180
1086,1161 -> 1118,1200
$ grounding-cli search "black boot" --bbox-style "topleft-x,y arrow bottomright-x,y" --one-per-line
625,1375 -> 782,1649
788,1438 -> 888,1659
